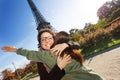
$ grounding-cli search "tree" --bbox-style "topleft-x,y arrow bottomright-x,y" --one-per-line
97,1 -> 115,19
97,0 -> 120,20
112,0 -> 120,8
107,8 -> 120,22
2,68 -> 15,80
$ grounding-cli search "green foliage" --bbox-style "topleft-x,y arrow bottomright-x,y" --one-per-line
70,32 -> 81,42
107,8 -> 120,22
69,16 -> 120,58
111,25 -> 120,36
82,35 -> 120,58
21,73 -> 38,80
94,18 -> 107,28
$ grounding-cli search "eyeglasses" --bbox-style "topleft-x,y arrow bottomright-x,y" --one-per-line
41,37 -> 53,42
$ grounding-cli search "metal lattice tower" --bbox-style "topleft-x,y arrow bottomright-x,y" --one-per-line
27,0 -> 53,31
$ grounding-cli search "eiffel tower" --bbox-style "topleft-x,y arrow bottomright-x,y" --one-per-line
27,0 -> 53,31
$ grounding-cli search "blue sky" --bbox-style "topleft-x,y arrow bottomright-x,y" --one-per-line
0,0 -> 111,74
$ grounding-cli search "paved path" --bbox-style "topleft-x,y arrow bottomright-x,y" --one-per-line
85,44 -> 120,80
30,44 -> 120,80
30,76 -> 40,80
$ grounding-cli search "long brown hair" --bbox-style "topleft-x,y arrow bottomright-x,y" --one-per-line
55,31 -> 84,65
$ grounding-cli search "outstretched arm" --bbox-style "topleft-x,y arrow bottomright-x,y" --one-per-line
1,46 -> 55,65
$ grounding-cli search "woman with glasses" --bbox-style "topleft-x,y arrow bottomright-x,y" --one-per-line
37,28 -> 71,80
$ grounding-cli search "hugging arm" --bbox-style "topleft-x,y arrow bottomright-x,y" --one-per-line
37,54 -> 71,80
51,41 -> 80,56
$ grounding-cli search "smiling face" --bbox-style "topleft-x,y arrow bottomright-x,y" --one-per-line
40,32 -> 54,50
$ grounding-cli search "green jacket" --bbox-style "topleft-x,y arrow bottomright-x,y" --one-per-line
17,48 -> 104,80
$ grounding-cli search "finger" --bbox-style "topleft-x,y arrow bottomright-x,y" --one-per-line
67,56 -> 71,61
66,55 -> 71,58
53,51 -> 59,57
50,49 -> 57,54
1,48 -> 7,51
50,49 -> 55,54
66,56 -> 72,61
64,54 -> 70,58
65,55 -> 71,60
67,60 -> 72,64
50,49 -> 55,53
58,49 -> 63,56
50,47 -> 59,53
63,54 -> 67,58
57,55 -> 60,59
55,50 -> 60,56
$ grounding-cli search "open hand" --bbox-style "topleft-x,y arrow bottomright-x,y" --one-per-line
1,46 -> 16,52
57,54 -> 72,70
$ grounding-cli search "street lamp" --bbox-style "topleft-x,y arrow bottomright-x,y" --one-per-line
12,62 -> 21,79
0,73 -> 3,80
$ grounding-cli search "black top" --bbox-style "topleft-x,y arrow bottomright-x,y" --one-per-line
37,62 -> 65,80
